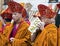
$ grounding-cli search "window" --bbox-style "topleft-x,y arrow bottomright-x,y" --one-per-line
49,0 -> 58,3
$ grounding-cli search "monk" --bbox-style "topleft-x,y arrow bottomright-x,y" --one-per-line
0,1 -> 31,46
33,4 -> 57,46
1,8 -> 13,25
7,1 -> 31,46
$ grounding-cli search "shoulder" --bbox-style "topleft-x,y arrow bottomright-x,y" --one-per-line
45,24 -> 57,29
44,24 -> 57,32
21,20 -> 29,28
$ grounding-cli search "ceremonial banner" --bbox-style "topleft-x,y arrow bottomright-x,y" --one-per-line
28,17 -> 41,33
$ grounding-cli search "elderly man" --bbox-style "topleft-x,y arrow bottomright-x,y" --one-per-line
33,4 -> 57,46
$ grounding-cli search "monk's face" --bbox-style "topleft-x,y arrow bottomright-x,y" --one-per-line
12,12 -> 22,22
41,16 -> 54,24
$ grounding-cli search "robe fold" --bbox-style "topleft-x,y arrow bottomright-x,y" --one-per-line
0,22 -> 14,46
11,21 -> 31,46
33,24 -> 57,46
57,26 -> 60,46
0,21 -> 3,32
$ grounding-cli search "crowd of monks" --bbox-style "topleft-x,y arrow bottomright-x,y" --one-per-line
0,1 -> 60,46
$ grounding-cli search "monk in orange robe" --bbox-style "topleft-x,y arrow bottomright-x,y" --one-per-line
0,1 -> 31,46
33,4 -> 57,46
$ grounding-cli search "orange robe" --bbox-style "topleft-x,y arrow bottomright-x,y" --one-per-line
58,26 -> 60,46
33,24 -> 57,46
11,21 -> 31,46
0,22 -> 13,46
0,21 -> 3,32
0,20 -> 31,46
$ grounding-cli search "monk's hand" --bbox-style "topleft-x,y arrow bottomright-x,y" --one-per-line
37,22 -> 45,30
11,19 -> 14,24
10,37 -> 15,42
